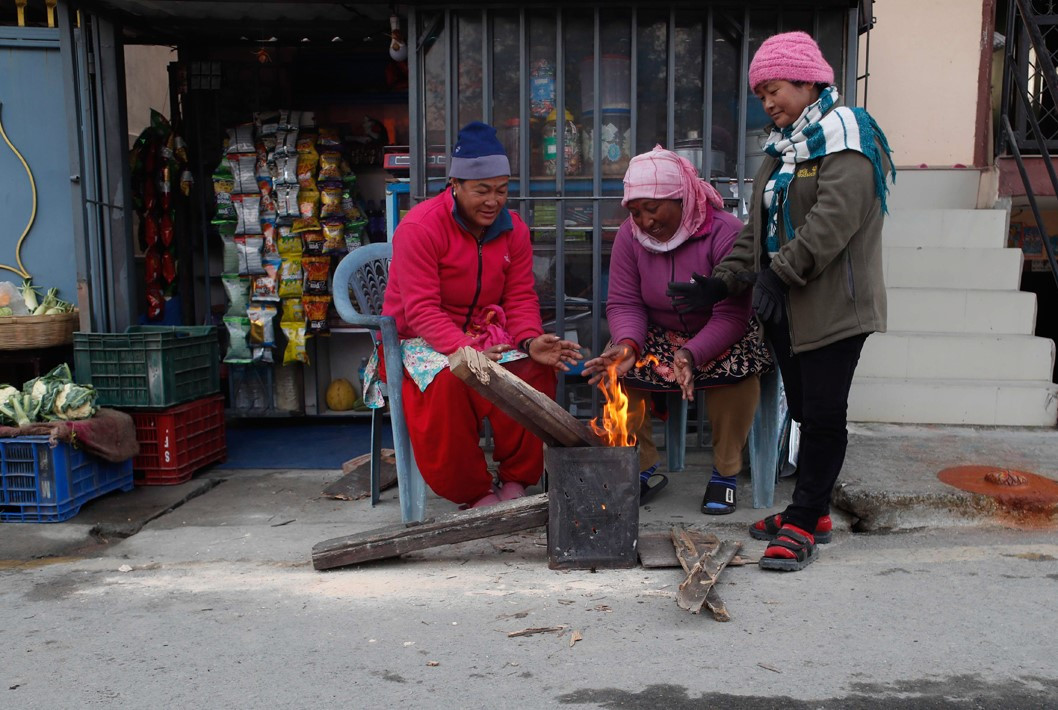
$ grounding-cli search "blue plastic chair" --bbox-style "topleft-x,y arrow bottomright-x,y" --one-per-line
662,368 -> 783,508
332,243 -> 427,524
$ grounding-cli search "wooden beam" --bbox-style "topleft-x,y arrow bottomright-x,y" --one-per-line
312,494 -> 549,570
675,537 -> 742,616
448,347 -> 604,448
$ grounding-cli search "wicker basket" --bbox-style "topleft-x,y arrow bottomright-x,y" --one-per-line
0,311 -> 79,350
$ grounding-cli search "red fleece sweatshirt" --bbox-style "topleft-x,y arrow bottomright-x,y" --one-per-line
382,188 -> 544,355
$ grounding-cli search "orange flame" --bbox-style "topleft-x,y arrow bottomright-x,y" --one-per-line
589,357 -> 650,447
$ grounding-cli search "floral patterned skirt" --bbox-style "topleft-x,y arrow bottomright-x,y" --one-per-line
623,320 -> 773,391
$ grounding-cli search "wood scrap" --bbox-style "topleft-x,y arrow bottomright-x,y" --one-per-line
638,529 -> 719,568
670,527 -> 732,621
676,539 -> 742,616
322,449 -> 397,500
507,625 -> 566,638
448,347 -> 604,448
311,494 -> 548,570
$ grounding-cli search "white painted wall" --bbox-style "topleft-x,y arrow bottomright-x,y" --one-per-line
124,45 -> 175,147
859,0 -> 984,167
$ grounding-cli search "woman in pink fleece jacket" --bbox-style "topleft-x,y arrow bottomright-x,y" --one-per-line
583,146 -> 771,513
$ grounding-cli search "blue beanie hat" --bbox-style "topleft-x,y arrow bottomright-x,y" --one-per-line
449,121 -> 510,180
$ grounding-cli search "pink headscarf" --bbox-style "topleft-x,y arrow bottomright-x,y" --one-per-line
621,145 -> 725,253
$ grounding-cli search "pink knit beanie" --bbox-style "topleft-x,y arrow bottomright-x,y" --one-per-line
748,31 -> 834,90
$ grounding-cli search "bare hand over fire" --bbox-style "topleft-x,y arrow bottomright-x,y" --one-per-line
581,342 -> 637,386
527,333 -> 584,371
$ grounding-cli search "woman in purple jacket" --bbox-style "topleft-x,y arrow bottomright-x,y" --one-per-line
583,146 -> 771,513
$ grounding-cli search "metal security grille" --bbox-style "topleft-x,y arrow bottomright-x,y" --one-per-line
1012,2 -> 1058,151
407,3 -> 859,412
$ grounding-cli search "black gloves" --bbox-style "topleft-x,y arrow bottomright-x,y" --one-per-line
752,268 -> 788,324
667,274 -> 729,314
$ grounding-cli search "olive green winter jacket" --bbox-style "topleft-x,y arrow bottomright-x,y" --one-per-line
712,147 -> 888,354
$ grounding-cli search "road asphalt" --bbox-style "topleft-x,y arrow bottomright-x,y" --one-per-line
1,422 -> 1056,708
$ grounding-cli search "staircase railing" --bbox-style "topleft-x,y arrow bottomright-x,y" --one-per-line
999,0 -> 1058,289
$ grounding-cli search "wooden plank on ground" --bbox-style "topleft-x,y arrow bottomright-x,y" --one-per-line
312,494 -> 549,570
322,450 -> 397,500
676,538 -> 742,616
669,527 -> 731,621
449,347 -> 604,448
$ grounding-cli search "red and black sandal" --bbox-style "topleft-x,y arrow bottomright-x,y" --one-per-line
749,513 -> 833,544
759,524 -> 818,572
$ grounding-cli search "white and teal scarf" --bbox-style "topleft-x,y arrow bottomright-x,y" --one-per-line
761,86 -> 896,252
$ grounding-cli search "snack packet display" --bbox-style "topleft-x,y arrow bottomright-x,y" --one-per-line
222,274 -> 250,317
302,256 -> 331,294
226,124 -> 255,154
233,194 -> 262,234
301,230 -> 326,255
224,316 -> 253,363
296,153 -> 318,191
302,294 -> 333,333
318,151 -> 342,181
275,183 -> 299,218
276,226 -> 303,256
252,256 -> 281,301
297,187 -> 320,218
322,220 -> 345,253
228,153 -> 258,194
212,163 -> 236,219
282,321 -> 309,365
278,256 -> 303,298
221,234 -> 240,272
281,298 -> 304,324
247,304 -> 278,347
319,186 -> 343,219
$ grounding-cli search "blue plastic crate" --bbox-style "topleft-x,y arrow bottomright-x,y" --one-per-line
0,437 -> 134,523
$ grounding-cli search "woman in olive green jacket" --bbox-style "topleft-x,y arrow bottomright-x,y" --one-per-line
668,31 -> 895,572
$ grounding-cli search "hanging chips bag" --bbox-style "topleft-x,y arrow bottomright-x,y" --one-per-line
222,274 -> 250,317
302,256 -> 332,294
213,163 -> 236,219
302,294 -> 332,333
226,124 -> 255,154
262,221 -> 279,255
317,127 -> 341,147
282,322 -> 309,365
252,255 -> 281,301
291,216 -> 320,234
301,231 -> 326,256
224,316 -> 253,363
318,151 -> 342,181
221,234 -> 240,272
274,152 -> 298,185
319,185 -> 343,219
278,256 -> 303,298
247,304 -> 278,347
232,195 -> 262,234
297,187 -> 320,219
281,298 -> 304,324
322,220 -> 345,253
276,183 -> 299,217
228,153 -> 259,194
276,225 -> 303,256
296,153 -> 318,190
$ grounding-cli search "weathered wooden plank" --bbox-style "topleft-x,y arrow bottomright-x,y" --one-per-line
676,539 -> 742,615
669,528 -> 731,621
448,347 -> 604,448
322,450 -> 397,500
640,529 -> 719,568
312,494 -> 549,570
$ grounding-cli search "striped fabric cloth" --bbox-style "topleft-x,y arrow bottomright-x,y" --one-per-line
761,86 -> 895,252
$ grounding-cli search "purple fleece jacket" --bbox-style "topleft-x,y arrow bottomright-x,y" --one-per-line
606,210 -> 752,367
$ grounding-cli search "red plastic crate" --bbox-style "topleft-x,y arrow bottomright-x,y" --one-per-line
129,395 -> 227,485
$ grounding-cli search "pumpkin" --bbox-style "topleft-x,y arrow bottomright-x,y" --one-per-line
325,378 -> 358,411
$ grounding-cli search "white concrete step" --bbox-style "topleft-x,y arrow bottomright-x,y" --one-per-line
849,377 -> 1058,426
883,247 -> 1023,290
857,332 -> 1055,381
887,168 -> 980,210
883,209 -> 1007,249
886,287 -> 1037,335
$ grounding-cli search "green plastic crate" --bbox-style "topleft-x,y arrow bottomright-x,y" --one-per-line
73,326 -> 220,408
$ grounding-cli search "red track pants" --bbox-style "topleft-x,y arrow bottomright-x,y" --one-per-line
388,353 -> 557,505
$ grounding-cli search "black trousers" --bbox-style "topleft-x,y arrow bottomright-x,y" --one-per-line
764,307 -> 868,534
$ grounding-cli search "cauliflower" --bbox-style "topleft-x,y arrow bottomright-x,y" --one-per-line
52,382 -> 97,421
